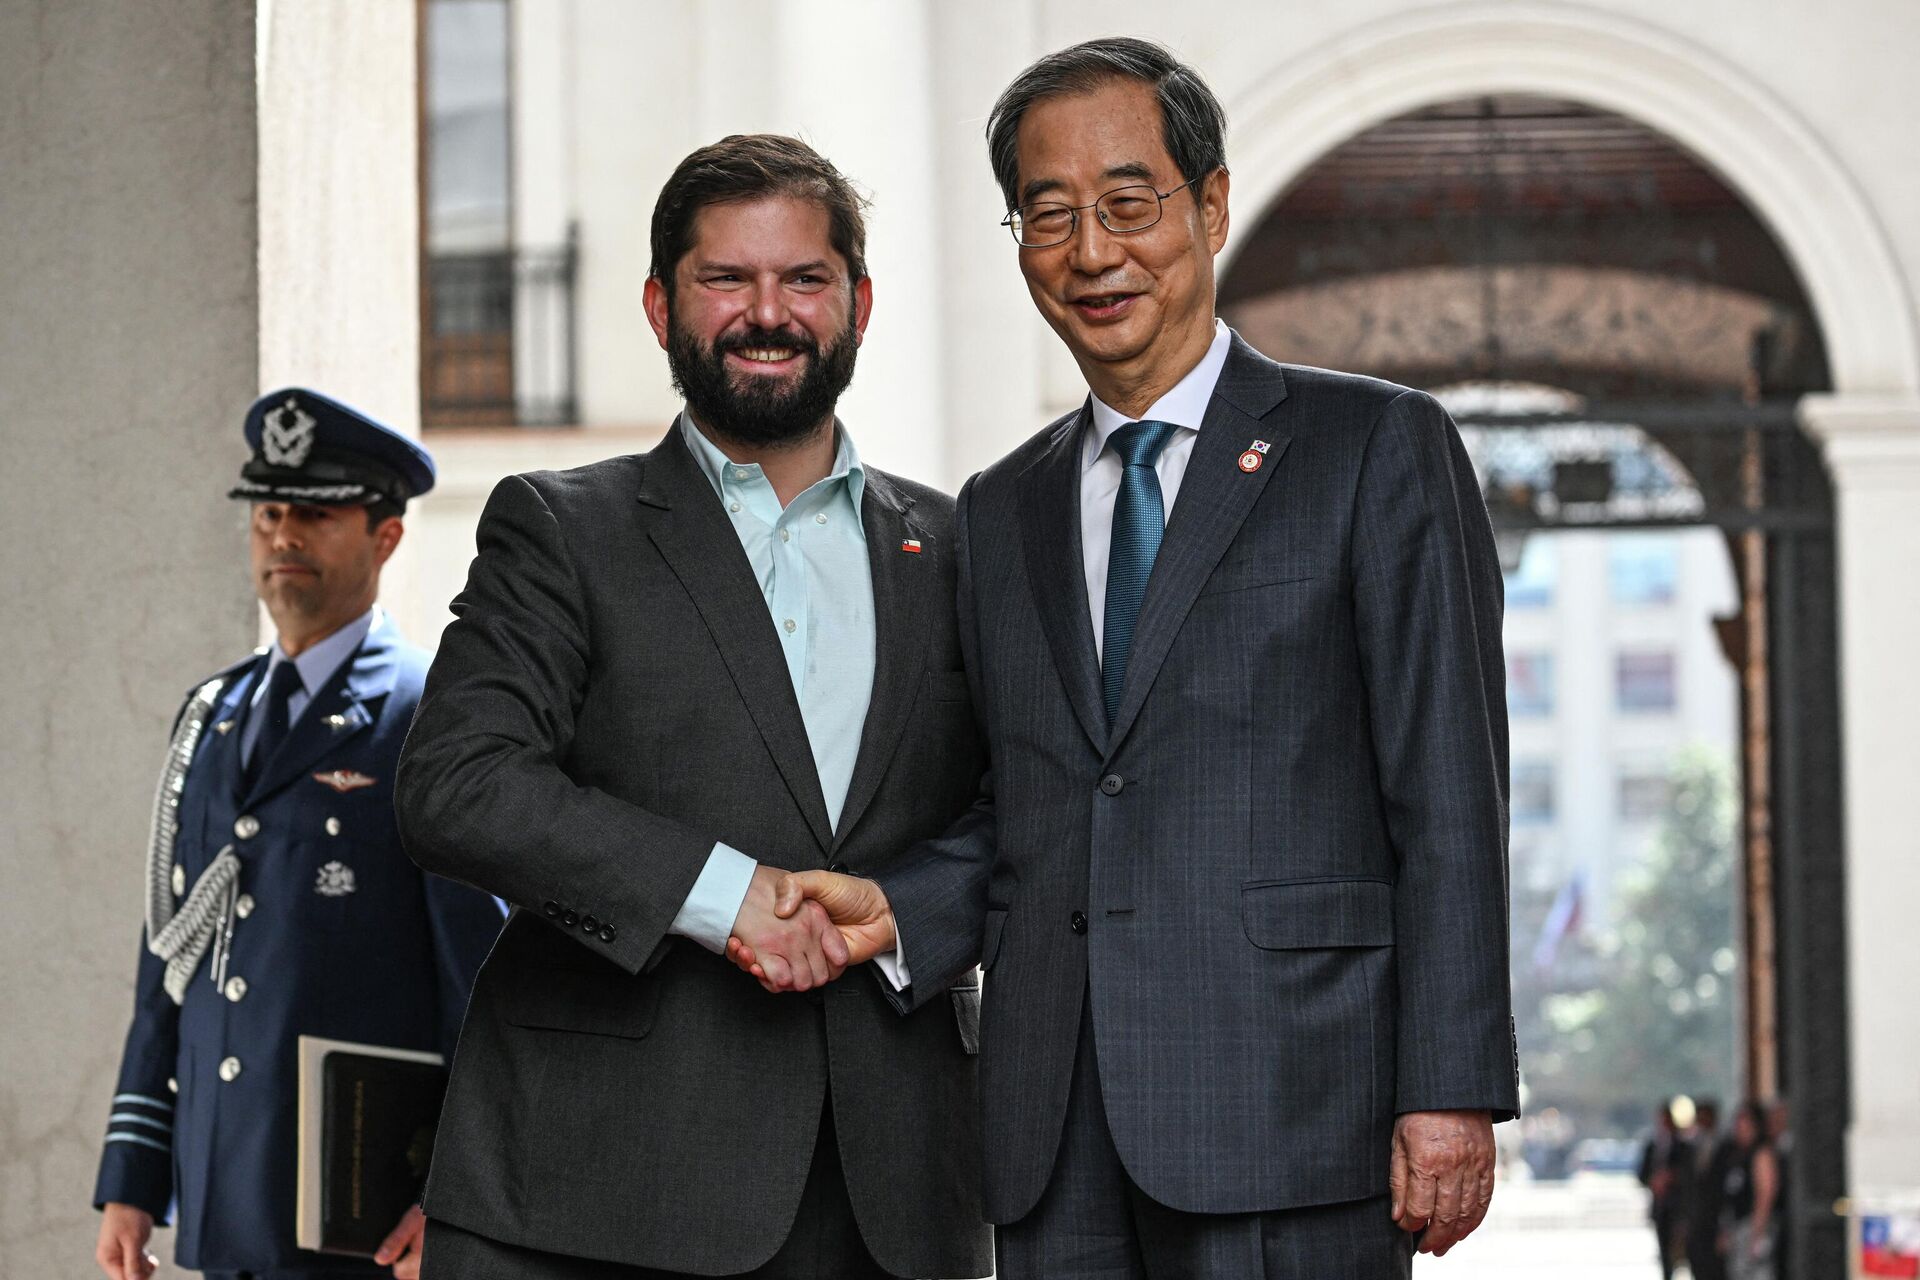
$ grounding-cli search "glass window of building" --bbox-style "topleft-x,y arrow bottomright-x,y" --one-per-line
1618,767 -> 1672,821
1609,534 -> 1680,605
1504,535 -> 1556,608
1616,650 -> 1678,713
1512,762 -> 1556,824
1508,652 -> 1556,716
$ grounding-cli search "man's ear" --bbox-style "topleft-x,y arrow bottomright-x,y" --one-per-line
1202,167 -> 1231,256
371,516 -> 404,567
643,275 -> 673,350
852,275 -> 874,346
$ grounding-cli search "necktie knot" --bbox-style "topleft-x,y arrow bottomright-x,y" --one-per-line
267,660 -> 304,702
1110,419 -> 1179,470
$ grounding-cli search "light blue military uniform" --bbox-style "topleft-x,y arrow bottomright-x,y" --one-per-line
92,389 -> 504,1278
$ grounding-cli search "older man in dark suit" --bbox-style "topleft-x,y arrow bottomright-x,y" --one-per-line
395,136 -> 991,1279
738,38 -> 1518,1279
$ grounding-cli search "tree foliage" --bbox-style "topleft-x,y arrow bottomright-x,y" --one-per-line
1518,749 -> 1741,1129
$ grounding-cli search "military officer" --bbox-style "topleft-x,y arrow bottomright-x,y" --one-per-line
92,389 -> 506,1280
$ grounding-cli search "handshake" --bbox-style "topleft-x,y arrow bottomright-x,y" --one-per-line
722,864 -> 896,991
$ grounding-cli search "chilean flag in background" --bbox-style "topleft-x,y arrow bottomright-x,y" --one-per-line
1532,869 -> 1585,975
1863,1214 -> 1920,1278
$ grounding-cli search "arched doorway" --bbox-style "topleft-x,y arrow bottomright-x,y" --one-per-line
1219,92 -> 1845,1275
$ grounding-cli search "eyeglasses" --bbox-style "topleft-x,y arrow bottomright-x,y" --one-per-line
1001,177 -> 1202,248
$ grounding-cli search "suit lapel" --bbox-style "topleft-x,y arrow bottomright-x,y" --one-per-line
639,424 -> 835,854
246,621 -> 390,803
831,474 -> 928,852
1018,407 -> 1108,752
1106,338 -> 1291,753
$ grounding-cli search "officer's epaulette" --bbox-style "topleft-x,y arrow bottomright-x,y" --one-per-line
166,648 -> 267,738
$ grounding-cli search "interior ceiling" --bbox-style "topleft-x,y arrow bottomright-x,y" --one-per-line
1270,94 -> 1746,219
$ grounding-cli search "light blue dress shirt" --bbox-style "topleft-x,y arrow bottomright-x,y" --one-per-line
668,414 -> 877,952
240,606 -> 377,765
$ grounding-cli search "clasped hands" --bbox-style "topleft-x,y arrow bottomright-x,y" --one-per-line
725,866 -> 894,992
729,869 -> 1495,1256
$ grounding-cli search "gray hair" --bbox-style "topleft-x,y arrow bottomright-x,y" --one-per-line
986,37 -> 1228,211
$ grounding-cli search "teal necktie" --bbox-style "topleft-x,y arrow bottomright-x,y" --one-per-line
1102,420 -> 1180,726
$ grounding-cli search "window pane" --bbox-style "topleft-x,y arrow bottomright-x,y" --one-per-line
1618,769 -> 1672,821
1505,535 -> 1556,608
1513,762 -> 1556,824
1609,534 -> 1678,605
1616,651 -> 1677,712
1509,652 -> 1555,716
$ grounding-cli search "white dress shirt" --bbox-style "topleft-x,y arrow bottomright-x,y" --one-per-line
1080,318 -> 1232,660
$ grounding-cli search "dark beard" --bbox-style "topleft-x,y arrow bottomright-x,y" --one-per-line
666,316 -> 859,449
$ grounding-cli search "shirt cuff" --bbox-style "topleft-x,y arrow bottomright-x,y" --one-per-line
870,929 -> 910,990
668,843 -> 757,954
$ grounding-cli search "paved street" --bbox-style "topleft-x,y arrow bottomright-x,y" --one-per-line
1426,1171 -> 1663,1278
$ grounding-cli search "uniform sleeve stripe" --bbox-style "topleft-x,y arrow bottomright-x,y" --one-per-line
112,1093 -> 174,1111
105,1132 -> 171,1155
108,1113 -> 173,1133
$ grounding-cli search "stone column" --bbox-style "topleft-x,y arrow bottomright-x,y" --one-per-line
1798,392 -> 1920,1195
0,3 -> 418,1273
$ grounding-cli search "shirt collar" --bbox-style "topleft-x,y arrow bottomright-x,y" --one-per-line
679,410 -> 867,524
264,605 -> 377,699
1083,318 -> 1232,472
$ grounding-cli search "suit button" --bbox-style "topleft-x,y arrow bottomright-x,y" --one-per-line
582,915 -> 599,933
224,976 -> 248,1003
1070,910 -> 1088,934
1098,775 -> 1124,796
218,1056 -> 242,1082
599,925 -> 617,943
828,862 -> 849,875
235,894 -> 255,919
562,910 -> 578,927
234,815 -> 260,839
543,900 -> 561,917
171,864 -> 186,896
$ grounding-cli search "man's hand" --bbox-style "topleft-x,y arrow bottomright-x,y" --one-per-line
95,1203 -> 156,1280
1389,1109 -> 1496,1256
373,1203 -> 427,1278
727,870 -> 897,991
727,865 -> 850,992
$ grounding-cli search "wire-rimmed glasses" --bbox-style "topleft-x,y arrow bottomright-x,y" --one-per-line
1001,177 -> 1201,248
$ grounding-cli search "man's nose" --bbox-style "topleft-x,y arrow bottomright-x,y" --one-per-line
744,281 -> 791,333
1067,209 -> 1125,275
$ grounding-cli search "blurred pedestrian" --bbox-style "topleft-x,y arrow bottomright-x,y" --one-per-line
1768,1098 -> 1794,1279
91,391 -> 505,1280
1638,1099 -> 1690,1279
1681,1098 -> 1732,1280
1722,1100 -> 1781,1280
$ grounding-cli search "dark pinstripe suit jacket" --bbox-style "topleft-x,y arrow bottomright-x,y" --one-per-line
395,426 -> 992,1277
875,334 -> 1520,1224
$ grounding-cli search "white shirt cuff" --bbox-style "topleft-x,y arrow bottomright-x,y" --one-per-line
668,843 -> 757,954
871,931 -> 910,990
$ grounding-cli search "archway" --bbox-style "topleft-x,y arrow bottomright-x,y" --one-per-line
1219,85 -> 1846,1275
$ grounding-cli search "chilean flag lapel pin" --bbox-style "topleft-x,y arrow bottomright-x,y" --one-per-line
900,539 -> 923,554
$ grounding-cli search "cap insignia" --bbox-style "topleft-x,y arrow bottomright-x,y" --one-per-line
262,397 -> 318,468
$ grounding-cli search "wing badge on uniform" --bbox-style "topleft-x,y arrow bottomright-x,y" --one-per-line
314,861 -> 357,898
313,769 -> 377,793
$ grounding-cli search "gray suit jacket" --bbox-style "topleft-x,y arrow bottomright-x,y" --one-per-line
395,425 -> 991,1277
876,335 -> 1519,1224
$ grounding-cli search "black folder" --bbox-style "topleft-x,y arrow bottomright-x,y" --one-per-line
295,1036 -> 446,1255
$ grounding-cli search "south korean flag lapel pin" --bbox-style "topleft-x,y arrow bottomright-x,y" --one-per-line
1238,439 -> 1272,474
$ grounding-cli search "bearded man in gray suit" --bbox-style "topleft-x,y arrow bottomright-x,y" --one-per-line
733,38 -> 1519,1279
397,135 -> 990,1279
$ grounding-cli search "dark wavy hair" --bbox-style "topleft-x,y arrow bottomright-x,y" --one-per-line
649,134 -> 869,293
